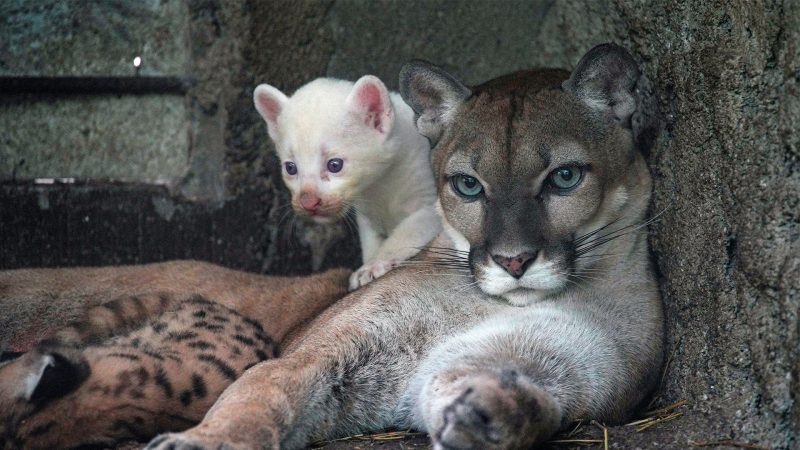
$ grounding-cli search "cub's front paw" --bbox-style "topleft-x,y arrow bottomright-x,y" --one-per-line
348,259 -> 402,290
432,370 -> 560,450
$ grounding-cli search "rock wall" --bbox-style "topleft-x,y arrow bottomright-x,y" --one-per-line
511,2 -> 799,447
1,1 -> 797,447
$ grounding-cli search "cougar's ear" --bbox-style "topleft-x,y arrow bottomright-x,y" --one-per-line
346,75 -> 395,136
12,350 -> 90,403
563,43 -> 639,128
399,60 -> 471,145
254,84 -> 289,141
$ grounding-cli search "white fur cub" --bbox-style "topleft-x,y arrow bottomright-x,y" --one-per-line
254,76 -> 440,290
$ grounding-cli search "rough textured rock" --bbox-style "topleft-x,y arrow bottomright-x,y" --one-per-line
623,2 -> 799,448
1,1 -> 797,448
497,2 -> 800,448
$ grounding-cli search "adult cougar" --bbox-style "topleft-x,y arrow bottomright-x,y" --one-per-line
147,43 -> 663,450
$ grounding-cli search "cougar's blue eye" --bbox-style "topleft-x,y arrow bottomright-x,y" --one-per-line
327,158 -> 344,173
549,166 -> 583,190
452,174 -> 483,199
284,161 -> 297,175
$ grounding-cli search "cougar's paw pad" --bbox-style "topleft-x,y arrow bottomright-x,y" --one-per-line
349,259 -> 401,290
434,386 -> 504,450
433,370 -> 551,450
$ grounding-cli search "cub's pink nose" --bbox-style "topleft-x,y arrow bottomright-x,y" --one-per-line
299,193 -> 321,212
492,252 -> 537,278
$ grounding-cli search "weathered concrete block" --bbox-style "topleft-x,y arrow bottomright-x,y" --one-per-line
0,0 -> 189,76
0,94 -> 189,182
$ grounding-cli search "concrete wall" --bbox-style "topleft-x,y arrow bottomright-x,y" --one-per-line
0,0 -> 191,183
1,1 -> 797,448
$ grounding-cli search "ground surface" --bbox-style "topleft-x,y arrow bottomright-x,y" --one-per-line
112,399 -> 770,450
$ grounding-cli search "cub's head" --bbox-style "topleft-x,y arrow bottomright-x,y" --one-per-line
0,349 -> 91,449
400,44 -> 652,306
254,76 -> 396,224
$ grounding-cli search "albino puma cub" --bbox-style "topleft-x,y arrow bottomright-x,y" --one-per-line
254,77 -> 440,290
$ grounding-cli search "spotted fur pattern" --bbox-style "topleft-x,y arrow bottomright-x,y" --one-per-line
0,266 -> 351,449
0,296 -> 277,449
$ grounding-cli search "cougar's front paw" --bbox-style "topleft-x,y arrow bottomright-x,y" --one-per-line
432,370 -> 560,450
146,433 -> 207,450
348,259 -> 401,290
147,419 -> 280,450
146,433 -> 244,450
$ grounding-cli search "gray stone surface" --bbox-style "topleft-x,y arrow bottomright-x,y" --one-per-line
0,0 -> 189,76
0,0 -> 192,183
325,0 -> 553,88
0,94 -> 189,182
622,2 -> 799,449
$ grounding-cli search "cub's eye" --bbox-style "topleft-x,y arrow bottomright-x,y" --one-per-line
452,174 -> 483,199
284,161 -> 297,175
548,166 -> 583,190
327,158 -> 344,173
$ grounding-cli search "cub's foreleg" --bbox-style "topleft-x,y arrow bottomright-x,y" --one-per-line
1,260 -> 242,351
349,206 -> 441,290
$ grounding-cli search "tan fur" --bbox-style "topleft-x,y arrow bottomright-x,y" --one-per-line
0,267 -> 350,449
1,261 -> 347,352
142,44 -> 664,450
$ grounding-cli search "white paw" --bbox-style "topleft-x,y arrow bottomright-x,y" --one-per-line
348,259 -> 402,290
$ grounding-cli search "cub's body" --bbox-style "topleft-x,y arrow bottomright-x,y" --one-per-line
2,297 -> 275,449
0,266 -> 350,449
254,77 -> 441,289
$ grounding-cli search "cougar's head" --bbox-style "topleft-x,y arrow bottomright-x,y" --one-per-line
400,44 -> 652,306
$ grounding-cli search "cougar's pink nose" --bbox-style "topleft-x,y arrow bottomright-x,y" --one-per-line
492,252 -> 537,279
299,192 -> 321,212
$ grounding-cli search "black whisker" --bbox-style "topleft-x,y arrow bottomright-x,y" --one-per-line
422,245 -> 470,255
575,233 -> 630,256
420,248 -> 470,260
574,207 -> 671,256
574,216 -> 625,246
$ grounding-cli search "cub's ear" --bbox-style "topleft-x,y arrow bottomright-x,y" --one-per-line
253,84 -> 289,141
399,60 -> 471,145
346,75 -> 395,136
4,350 -> 90,403
563,43 -> 639,128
